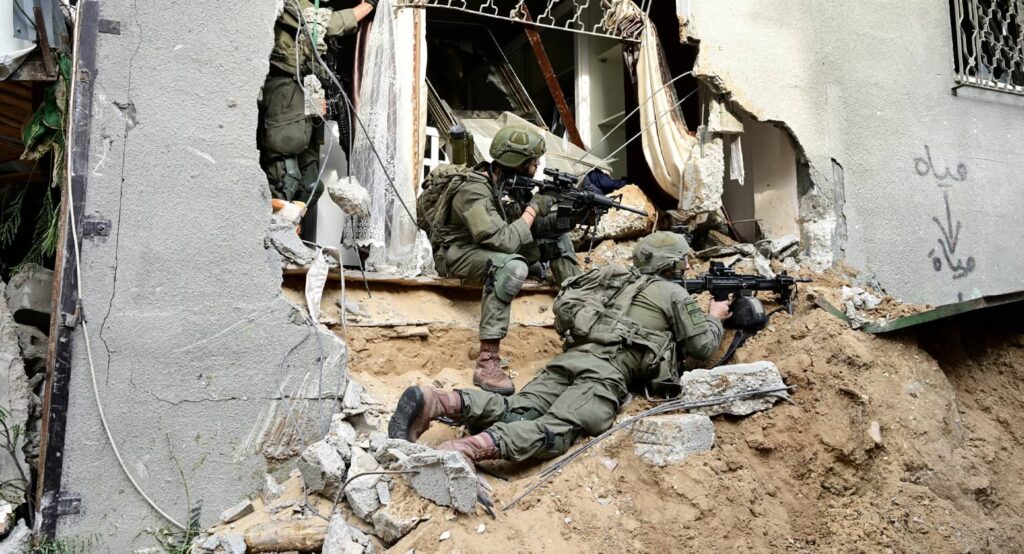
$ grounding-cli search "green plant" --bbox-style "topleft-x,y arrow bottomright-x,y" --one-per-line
0,406 -> 28,505
35,534 -> 99,554
149,436 -> 204,554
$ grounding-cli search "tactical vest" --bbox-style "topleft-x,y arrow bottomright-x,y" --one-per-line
553,264 -> 675,371
416,164 -> 490,249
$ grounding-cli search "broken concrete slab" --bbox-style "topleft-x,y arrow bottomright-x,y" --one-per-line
345,446 -> 383,520
218,498 -> 255,524
192,532 -> 246,554
327,176 -> 371,218
570,184 -> 656,242
298,439 -> 347,499
329,415 -> 358,446
679,361 -> 789,416
632,414 -> 715,467
756,235 -> 800,260
266,214 -> 315,265
323,514 -> 376,554
3,264 -> 53,331
384,439 -> 477,514
0,519 -> 30,553
370,493 -> 430,547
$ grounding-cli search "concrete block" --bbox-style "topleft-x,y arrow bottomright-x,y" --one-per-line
371,504 -> 425,547
192,533 -> 246,554
298,440 -> 346,499
323,514 -> 375,554
3,264 -> 53,331
679,361 -> 788,416
218,498 -> 254,524
388,439 -> 477,514
266,214 -> 315,265
632,414 -> 715,467
345,447 -> 382,520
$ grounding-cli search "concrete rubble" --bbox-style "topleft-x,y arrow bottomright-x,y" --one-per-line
345,446 -> 384,520
841,285 -> 883,329
298,439 -> 347,499
378,439 -> 478,514
632,414 -> 716,467
371,501 -> 429,547
327,176 -> 371,218
266,213 -> 316,265
323,514 -> 376,554
0,281 -> 31,507
2,264 -> 53,330
0,519 -> 30,553
219,498 -> 255,524
571,185 -> 656,242
696,243 -> 775,278
191,533 -> 247,554
679,361 -> 789,416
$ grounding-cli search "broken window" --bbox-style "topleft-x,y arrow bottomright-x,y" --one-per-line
950,0 -> 1024,94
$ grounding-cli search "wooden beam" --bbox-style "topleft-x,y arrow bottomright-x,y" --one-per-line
519,6 -> 584,149
33,4 -> 57,78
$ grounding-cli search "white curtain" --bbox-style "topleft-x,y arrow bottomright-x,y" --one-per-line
351,0 -> 432,275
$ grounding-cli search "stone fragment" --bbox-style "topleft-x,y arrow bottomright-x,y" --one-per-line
323,514 -> 375,554
3,264 -> 53,330
330,416 -> 358,446
327,176 -> 371,218
868,421 -> 883,446
342,379 -> 367,414
632,414 -> 715,466
755,235 -> 800,259
266,214 -> 315,265
841,285 -> 884,329
298,440 -> 346,498
679,361 -> 789,416
438,530 -> 451,541
345,447 -> 383,520
476,524 -> 485,534
376,480 -> 391,505
264,473 -> 284,501
384,439 -> 477,513
371,501 -> 427,546
706,229 -> 738,248
0,519 -> 31,553
219,498 -> 255,524
191,533 -> 246,554
570,185 -> 655,242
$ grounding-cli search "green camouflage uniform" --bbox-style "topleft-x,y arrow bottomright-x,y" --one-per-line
258,1 -> 358,203
459,275 -> 724,462
428,163 -> 581,341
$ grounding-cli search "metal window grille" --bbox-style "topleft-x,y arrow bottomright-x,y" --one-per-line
391,0 -> 651,41
951,0 -> 1024,94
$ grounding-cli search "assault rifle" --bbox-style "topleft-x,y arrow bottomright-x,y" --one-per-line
675,261 -> 812,366
505,168 -> 647,239
678,261 -> 811,314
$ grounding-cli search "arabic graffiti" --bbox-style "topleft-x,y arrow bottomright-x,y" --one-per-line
927,190 -> 975,280
913,145 -> 977,283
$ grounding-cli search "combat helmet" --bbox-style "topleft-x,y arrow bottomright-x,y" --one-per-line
633,231 -> 691,275
489,125 -> 546,168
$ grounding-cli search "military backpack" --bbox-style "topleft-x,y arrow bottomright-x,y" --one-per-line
416,164 -> 489,249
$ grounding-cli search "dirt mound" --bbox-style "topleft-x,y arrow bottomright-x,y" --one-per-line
337,281 -> 1024,553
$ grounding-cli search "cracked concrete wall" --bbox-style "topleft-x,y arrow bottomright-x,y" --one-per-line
57,1 -> 347,549
682,0 -> 1024,305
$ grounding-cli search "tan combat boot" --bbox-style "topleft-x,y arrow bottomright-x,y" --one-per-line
438,432 -> 501,467
473,340 -> 515,396
387,386 -> 463,442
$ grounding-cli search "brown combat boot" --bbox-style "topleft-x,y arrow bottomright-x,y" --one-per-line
438,431 -> 501,467
473,340 -> 515,396
388,386 -> 463,442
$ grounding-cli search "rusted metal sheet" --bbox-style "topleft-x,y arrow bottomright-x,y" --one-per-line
815,290 -> 1024,334
519,5 -> 584,148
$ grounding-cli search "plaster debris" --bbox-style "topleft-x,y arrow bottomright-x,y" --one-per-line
3,264 -> 53,330
0,281 -> 31,506
264,473 -> 285,501
327,176 -> 371,218
868,421 -> 883,446
439,530 -> 451,541
191,533 -> 246,554
266,214 -> 315,265
323,514 -> 376,554
632,414 -> 716,467
218,498 -> 255,524
756,235 -> 800,260
383,439 -> 478,514
298,440 -> 347,498
841,286 -> 884,329
0,519 -> 30,553
679,361 -> 789,416
371,500 -> 428,546
345,447 -> 383,520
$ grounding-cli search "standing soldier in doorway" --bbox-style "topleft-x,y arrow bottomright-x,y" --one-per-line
417,125 -> 582,395
258,0 -> 376,207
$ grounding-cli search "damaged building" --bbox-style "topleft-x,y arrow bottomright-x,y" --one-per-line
0,0 -> 1022,551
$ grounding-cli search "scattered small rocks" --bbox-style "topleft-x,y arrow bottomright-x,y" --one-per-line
632,414 -> 716,467
679,361 -> 789,416
841,285 -> 884,329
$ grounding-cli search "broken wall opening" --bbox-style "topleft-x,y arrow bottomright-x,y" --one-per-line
722,118 -> 801,243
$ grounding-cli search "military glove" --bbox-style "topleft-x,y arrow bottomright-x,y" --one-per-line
527,194 -> 557,217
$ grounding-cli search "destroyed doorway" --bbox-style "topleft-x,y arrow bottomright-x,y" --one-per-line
722,118 -> 801,243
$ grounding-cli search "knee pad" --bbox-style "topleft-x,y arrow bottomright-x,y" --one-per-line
499,407 -> 545,424
537,425 -> 580,459
490,258 -> 528,303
